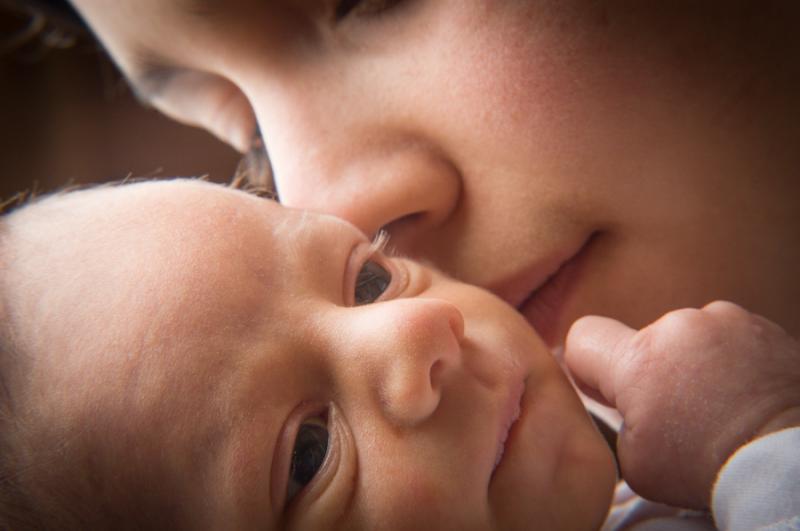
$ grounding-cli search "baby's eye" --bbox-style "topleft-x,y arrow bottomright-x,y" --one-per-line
287,417 -> 329,503
354,260 -> 392,305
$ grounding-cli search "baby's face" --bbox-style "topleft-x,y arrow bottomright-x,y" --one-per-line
6,181 -> 614,530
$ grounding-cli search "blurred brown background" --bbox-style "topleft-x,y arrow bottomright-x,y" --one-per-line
0,6 -> 239,203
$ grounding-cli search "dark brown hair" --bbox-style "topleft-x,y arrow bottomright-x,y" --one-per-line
1,0 -> 88,57
1,0 -> 86,34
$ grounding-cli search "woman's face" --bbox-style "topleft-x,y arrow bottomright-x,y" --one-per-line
71,0 -> 800,344
7,180 -> 615,529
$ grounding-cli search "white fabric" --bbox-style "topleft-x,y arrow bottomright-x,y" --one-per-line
602,428 -> 800,530
713,428 -> 800,531
602,482 -> 713,530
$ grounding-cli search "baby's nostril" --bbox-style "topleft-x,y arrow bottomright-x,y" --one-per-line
429,358 -> 446,390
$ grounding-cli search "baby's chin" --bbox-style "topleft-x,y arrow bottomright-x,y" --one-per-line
487,357 -> 617,530
459,271 -> 617,490
549,410 -> 617,530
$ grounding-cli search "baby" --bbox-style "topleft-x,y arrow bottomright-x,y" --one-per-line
0,179 -> 797,530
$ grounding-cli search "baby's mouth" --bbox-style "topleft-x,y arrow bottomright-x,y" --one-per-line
491,380 -> 526,476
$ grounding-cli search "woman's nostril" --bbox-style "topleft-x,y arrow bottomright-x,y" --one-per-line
379,212 -> 425,241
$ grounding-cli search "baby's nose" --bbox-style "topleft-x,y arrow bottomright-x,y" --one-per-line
349,297 -> 464,428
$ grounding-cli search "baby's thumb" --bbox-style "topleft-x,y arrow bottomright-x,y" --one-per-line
564,315 -> 636,410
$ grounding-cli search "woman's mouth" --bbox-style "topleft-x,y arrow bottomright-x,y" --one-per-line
492,234 -> 596,347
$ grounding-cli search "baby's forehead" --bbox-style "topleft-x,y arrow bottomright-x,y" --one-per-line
10,179 -> 293,250
3,180 -> 360,334
1,180 -> 334,524
4,180 -> 297,344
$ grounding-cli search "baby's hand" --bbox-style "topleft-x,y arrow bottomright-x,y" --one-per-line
563,301 -> 800,510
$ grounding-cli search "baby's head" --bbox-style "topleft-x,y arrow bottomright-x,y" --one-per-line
0,179 -> 614,529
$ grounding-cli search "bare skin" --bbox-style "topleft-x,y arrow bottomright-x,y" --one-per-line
565,301 -> 800,509
3,180 -> 615,529
44,0 -> 800,521
3,180 -> 797,528
69,0 -> 800,348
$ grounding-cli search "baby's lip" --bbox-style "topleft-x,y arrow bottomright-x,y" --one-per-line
491,379 -> 526,478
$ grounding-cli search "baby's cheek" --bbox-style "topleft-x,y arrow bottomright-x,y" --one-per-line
353,454 -> 477,529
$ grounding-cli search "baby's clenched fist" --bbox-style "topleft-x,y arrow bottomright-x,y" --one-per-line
564,301 -> 800,509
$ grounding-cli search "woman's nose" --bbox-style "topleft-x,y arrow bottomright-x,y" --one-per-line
276,136 -> 462,246
345,297 -> 465,428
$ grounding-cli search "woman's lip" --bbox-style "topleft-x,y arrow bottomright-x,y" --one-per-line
491,235 -> 595,346
489,252 -> 572,311
491,379 -> 526,477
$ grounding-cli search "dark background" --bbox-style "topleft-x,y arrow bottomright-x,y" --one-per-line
0,6 -> 239,203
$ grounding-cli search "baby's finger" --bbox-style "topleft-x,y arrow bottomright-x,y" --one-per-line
563,315 -> 637,409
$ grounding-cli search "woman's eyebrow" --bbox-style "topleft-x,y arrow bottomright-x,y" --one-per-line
177,0 -> 224,19
124,0 -> 225,102
124,50 -> 185,104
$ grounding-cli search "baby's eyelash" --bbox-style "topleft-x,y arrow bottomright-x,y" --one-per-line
366,230 -> 391,258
